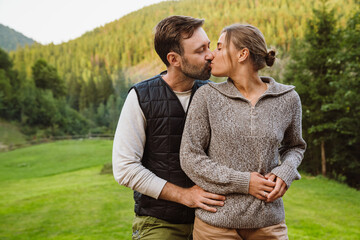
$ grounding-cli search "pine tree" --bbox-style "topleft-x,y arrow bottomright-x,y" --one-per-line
97,68 -> 114,104
284,0 -> 340,176
67,74 -> 82,110
0,48 -> 22,120
322,11 -> 360,187
31,59 -> 66,98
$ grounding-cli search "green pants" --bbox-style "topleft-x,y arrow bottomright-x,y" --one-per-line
132,215 -> 193,240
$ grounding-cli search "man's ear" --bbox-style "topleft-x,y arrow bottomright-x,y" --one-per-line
167,52 -> 181,67
238,48 -> 250,63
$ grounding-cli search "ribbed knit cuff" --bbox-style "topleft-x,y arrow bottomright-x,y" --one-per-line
230,172 -> 251,194
271,165 -> 301,188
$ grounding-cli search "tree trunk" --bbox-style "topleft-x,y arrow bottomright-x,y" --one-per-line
321,140 -> 326,177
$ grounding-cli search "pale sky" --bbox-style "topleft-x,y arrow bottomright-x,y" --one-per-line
0,0 -> 165,44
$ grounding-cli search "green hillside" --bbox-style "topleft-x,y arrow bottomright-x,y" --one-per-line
0,140 -> 359,239
0,140 -> 112,181
0,24 -> 35,52
0,120 -> 27,150
10,0 -> 357,84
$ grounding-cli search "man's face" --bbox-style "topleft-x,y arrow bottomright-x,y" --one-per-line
180,27 -> 213,80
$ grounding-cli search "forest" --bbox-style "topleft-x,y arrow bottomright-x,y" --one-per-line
0,0 -> 359,187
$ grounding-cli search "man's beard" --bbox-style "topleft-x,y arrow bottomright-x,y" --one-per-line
181,57 -> 211,80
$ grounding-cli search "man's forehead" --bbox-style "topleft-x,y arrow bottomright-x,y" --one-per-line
182,27 -> 210,48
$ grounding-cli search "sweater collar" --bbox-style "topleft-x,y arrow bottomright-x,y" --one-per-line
208,77 -> 294,100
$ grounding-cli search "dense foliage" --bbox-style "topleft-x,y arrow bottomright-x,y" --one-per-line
0,24 -> 35,52
9,0 -> 356,85
0,48 -> 90,136
0,47 -> 131,137
284,3 -> 360,188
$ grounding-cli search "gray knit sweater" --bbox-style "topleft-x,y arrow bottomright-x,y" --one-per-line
180,77 -> 306,229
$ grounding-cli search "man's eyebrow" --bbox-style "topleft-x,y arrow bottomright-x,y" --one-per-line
195,41 -> 211,50
217,42 -> 223,47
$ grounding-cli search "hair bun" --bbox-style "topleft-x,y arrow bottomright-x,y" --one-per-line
265,50 -> 276,67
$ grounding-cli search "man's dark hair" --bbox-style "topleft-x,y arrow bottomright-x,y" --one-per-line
154,15 -> 204,66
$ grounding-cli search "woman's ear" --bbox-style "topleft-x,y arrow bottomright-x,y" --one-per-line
167,52 -> 181,67
238,48 -> 250,63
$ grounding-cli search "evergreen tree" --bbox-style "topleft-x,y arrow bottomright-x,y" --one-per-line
106,94 -> 119,132
67,74 -> 82,110
79,81 -> 89,111
0,48 -> 22,120
97,68 -> 114,104
322,11 -> 360,187
0,68 -> 12,118
96,102 -> 107,127
0,48 -> 12,70
87,76 -> 98,108
32,59 -> 66,98
284,1 -> 340,176
285,3 -> 360,187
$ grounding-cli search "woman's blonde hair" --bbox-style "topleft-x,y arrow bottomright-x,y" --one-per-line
222,24 -> 275,71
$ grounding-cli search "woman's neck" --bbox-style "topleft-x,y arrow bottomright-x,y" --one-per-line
230,67 -> 268,105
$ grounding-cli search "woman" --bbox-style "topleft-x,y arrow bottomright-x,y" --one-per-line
180,24 -> 306,239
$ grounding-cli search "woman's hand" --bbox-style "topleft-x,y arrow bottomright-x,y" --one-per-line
249,172 -> 276,201
264,173 -> 288,203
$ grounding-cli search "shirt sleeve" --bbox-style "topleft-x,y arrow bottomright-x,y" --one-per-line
180,87 -> 250,195
112,89 -> 167,199
271,91 -> 307,188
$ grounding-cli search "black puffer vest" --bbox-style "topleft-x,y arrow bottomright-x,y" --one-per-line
131,73 -> 209,224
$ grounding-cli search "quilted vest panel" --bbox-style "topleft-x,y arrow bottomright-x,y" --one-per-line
131,73 -> 209,224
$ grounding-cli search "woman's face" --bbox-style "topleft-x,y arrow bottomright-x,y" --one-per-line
211,32 -> 237,77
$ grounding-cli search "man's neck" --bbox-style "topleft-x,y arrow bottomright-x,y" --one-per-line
162,69 -> 195,92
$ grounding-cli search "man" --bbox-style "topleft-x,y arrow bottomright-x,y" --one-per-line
112,16 -> 225,240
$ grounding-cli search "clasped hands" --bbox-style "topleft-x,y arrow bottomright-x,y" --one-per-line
180,173 -> 287,213
249,172 -> 287,203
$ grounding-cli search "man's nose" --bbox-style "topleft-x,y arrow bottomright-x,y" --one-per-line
205,50 -> 214,61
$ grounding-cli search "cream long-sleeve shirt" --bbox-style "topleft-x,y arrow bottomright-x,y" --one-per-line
112,88 -> 192,199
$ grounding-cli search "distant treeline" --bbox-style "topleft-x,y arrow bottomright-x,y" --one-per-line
0,48 -> 130,137
9,0 -> 356,85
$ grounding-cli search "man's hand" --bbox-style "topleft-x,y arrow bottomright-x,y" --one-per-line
264,173 -> 287,203
159,183 -> 225,213
181,185 -> 226,212
249,172 -> 276,201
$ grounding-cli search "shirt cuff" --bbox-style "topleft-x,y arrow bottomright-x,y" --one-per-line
151,178 -> 168,199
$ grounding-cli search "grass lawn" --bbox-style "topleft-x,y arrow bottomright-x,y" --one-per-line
284,175 -> 360,239
0,139 -> 359,239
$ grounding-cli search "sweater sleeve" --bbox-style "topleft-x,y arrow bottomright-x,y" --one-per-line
112,89 -> 167,199
271,91 -> 306,188
180,87 -> 250,195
